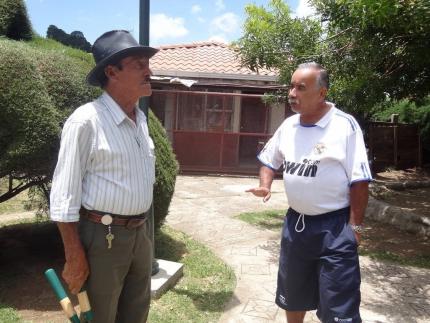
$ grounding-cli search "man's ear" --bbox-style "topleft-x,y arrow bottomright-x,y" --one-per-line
319,86 -> 328,100
104,65 -> 118,81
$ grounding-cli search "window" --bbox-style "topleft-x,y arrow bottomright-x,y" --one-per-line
177,93 -> 204,131
206,91 -> 233,132
176,90 -> 234,132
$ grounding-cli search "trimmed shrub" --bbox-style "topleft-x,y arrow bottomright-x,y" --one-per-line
0,39 -> 59,178
0,37 -> 178,226
0,0 -> 32,40
30,42 -> 100,117
148,110 -> 179,229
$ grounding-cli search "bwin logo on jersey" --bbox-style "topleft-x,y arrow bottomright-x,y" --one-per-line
284,159 -> 320,177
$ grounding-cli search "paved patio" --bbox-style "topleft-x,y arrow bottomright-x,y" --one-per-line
166,175 -> 430,323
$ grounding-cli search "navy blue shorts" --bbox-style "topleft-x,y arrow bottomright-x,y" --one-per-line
275,207 -> 361,323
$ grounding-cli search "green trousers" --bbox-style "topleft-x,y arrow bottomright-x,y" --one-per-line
79,217 -> 152,323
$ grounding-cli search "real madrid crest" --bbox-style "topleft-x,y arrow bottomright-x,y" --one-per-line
314,142 -> 326,155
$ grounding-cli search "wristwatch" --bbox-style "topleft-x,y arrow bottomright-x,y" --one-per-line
350,224 -> 363,234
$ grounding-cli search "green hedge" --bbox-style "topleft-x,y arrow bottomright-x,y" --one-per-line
0,0 -> 32,40
148,111 -> 178,229
0,39 -> 60,178
0,37 -> 178,228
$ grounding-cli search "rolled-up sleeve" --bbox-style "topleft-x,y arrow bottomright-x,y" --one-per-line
50,120 -> 93,222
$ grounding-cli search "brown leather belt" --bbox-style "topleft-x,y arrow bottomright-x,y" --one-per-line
79,208 -> 148,229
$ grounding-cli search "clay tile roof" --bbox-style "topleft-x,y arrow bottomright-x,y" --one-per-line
150,41 -> 277,78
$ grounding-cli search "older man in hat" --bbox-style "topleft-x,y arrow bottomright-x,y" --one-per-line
50,30 -> 158,323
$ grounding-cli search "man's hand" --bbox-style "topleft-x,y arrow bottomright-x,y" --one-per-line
246,187 -> 271,202
62,248 -> 89,294
56,222 -> 90,294
247,166 -> 275,203
353,232 -> 361,246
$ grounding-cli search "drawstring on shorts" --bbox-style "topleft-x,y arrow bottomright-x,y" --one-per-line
295,213 -> 305,232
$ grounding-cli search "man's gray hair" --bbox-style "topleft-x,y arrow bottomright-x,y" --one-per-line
297,62 -> 329,90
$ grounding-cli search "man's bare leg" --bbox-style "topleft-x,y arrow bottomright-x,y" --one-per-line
286,310 -> 306,323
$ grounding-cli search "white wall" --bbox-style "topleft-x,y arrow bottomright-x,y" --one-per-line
268,103 -> 285,134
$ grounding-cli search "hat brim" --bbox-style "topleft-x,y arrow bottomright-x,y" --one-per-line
86,46 -> 158,86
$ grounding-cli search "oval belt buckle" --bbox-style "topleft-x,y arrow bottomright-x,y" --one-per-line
101,214 -> 113,226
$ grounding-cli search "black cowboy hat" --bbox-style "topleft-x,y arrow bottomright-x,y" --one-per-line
86,30 -> 158,86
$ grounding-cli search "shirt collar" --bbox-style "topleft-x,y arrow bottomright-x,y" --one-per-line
292,102 -> 336,129
100,92 -> 146,126
135,105 -> 147,125
314,102 -> 336,128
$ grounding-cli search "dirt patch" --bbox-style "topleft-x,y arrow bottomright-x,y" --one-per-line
374,167 -> 430,182
375,187 -> 430,217
371,167 -> 430,218
361,167 -> 430,263
0,222 -> 70,322
361,219 -> 430,260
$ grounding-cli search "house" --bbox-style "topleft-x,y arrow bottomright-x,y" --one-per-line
150,41 -> 292,174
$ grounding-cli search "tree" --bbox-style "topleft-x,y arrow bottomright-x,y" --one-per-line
236,0 -> 430,118
0,0 -> 32,40
0,38 -> 97,204
312,0 -> 430,116
47,25 -> 91,52
235,0 -> 322,84
46,25 -> 68,43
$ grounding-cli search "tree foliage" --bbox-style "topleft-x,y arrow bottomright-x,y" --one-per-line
0,38 -> 98,203
0,0 -> 32,40
235,0 -> 322,83
236,0 -> 430,118
47,24 -> 91,52
312,0 -> 430,115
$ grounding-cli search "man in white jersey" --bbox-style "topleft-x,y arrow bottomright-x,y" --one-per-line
247,62 -> 372,323
50,30 -> 158,323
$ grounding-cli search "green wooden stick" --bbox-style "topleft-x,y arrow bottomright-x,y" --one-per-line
44,268 -> 80,323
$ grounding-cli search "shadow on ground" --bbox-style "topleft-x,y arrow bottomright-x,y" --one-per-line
0,222 -> 190,321
0,222 -> 65,313
361,258 -> 430,322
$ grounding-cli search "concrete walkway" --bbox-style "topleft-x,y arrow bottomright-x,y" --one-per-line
167,175 -> 430,323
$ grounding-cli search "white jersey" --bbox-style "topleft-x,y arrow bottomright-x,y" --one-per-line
258,104 -> 372,215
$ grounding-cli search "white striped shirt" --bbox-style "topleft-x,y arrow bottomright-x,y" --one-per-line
50,92 -> 156,222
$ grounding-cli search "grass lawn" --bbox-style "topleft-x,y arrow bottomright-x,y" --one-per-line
0,179 -> 38,215
0,304 -> 21,323
236,210 -> 286,231
236,209 -> 430,269
0,190 -> 31,215
150,226 -> 236,323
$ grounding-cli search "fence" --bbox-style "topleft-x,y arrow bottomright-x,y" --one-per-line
367,119 -> 421,173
